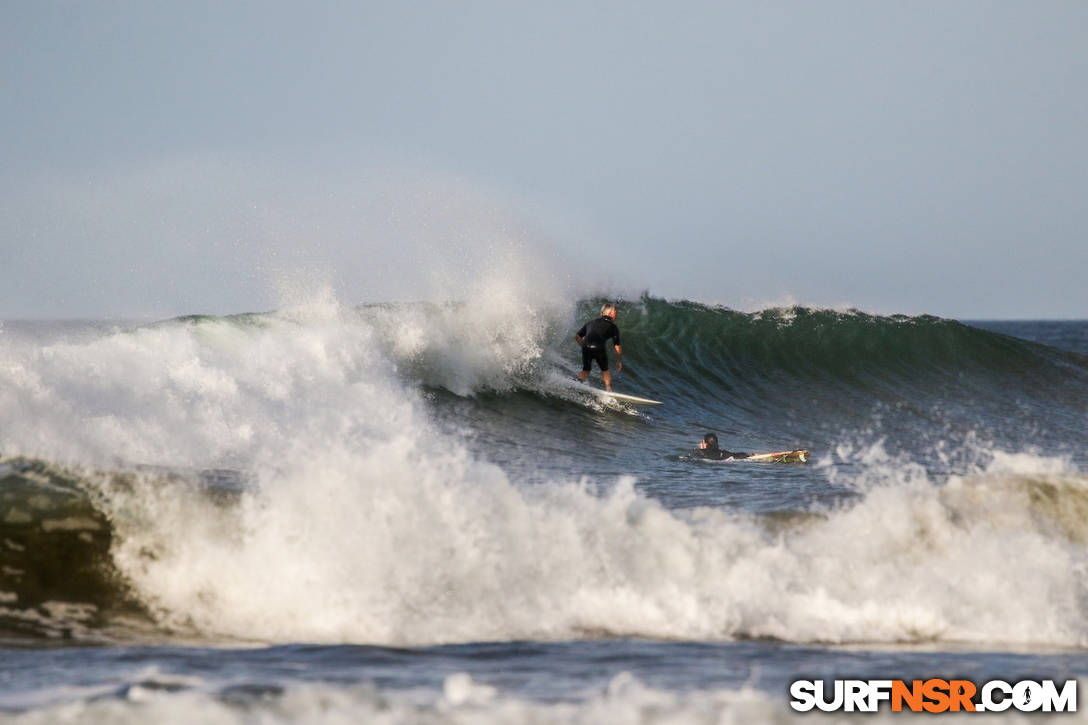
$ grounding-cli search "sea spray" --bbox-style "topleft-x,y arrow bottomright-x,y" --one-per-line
0,299 -> 1085,648
93,434 -> 1087,646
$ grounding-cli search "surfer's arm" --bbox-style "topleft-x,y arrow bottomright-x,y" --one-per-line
614,344 -> 622,371
574,333 -> 584,347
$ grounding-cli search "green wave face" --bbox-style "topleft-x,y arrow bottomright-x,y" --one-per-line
0,303 -> 1084,645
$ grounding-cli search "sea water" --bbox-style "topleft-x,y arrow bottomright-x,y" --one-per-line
0,293 -> 1085,722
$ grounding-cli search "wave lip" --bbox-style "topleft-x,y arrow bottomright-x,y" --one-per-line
0,459 -> 131,640
0,301 -> 1084,648
0,459 -> 250,642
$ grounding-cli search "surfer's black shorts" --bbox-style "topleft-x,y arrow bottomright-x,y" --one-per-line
582,345 -> 608,372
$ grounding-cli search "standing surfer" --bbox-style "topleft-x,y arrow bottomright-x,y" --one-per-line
575,304 -> 622,392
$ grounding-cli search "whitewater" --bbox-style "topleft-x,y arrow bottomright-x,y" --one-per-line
1,284 -> 1086,722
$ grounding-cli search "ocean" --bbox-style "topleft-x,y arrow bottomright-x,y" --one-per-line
0,297 -> 1085,723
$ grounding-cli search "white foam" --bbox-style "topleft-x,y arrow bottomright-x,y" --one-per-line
1,294 -> 1085,648
105,432 -> 1088,647
1,673 -> 788,725
10,673 -> 1087,724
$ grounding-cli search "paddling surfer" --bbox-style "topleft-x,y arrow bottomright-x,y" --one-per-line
696,433 -> 809,462
696,433 -> 750,460
575,304 -> 622,392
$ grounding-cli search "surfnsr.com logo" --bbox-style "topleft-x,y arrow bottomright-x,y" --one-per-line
790,679 -> 1077,713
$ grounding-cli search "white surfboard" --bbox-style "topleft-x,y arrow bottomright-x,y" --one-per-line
549,372 -> 663,406
592,388 -> 663,406
742,449 -> 809,463
570,383 -> 662,406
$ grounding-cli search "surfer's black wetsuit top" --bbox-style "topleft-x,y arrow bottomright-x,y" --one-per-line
577,316 -> 620,372
697,444 -> 750,460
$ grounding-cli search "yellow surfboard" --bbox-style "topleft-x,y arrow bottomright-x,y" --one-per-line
741,450 -> 809,463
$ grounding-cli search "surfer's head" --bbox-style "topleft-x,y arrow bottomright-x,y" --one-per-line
700,433 -> 720,451
600,304 -> 617,320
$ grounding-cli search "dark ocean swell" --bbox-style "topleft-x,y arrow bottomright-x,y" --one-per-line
0,459 -> 133,640
574,299 -> 1087,458
0,300 -> 1085,646
0,460 -> 244,642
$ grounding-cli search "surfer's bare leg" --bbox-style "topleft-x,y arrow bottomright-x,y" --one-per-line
577,370 -> 588,383
603,370 -> 612,392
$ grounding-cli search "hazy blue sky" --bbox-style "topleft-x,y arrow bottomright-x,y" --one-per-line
2,1 -> 1086,319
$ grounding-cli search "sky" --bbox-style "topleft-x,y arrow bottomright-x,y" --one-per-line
2,1 -> 1086,320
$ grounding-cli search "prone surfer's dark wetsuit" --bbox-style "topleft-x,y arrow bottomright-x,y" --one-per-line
697,446 -> 750,461
577,316 -> 620,372
697,433 -> 750,460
